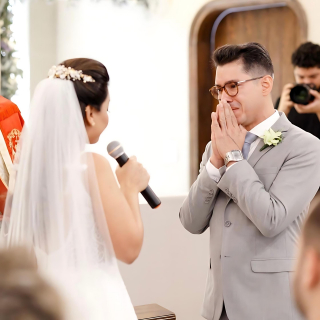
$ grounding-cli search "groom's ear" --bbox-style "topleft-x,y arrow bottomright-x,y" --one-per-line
85,106 -> 96,127
261,75 -> 273,96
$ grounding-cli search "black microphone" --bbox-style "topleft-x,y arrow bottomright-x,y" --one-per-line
107,141 -> 161,209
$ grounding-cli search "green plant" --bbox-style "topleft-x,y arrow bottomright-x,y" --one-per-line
0,0 -> 22,100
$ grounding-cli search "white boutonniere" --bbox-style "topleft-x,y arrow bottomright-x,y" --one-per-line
260,128 -> 283,151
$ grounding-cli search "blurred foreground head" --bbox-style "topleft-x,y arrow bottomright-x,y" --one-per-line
294,203 -> 320,320
0,247 -> 64,320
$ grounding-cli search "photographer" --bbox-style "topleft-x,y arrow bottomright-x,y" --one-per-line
275,42 -> 320,139
275,42 -> 320,212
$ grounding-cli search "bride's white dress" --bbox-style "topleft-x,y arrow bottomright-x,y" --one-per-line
0,79 -> 138,320
34,181 -> 137,320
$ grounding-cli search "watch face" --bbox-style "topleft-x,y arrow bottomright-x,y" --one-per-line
232,150 -> 243,161
225,150 -> 243,164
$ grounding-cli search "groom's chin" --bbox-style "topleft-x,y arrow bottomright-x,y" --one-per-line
234,113 -> 244,125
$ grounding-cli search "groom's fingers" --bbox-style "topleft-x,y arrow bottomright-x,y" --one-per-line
221,100 -> 232,129
217,104 -> 227,134
211,112 -> 222,137
226,102 -> 238,128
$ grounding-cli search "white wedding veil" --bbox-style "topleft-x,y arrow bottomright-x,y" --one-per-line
0,78 -> 137,320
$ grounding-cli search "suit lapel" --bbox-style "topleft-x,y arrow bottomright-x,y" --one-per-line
248,139 -> 275,168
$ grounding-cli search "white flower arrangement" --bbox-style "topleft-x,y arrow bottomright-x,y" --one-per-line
48,65 -> 95,83
260,128 -> 283,151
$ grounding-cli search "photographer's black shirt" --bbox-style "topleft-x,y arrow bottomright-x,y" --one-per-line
275,97 -> 320,139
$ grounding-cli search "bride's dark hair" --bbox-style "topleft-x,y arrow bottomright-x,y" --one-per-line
60,58 -> 109,118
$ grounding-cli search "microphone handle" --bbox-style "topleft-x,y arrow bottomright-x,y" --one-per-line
117,153 -> 129,167
141,186 -> 161,209
116,153 -> 161,209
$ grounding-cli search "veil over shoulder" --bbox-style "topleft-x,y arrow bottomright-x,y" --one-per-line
0,78 -> 137,320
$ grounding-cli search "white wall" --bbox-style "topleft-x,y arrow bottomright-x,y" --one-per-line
29,0 -> 57,98
55,0 -> 192,197
118,197 -> 209,320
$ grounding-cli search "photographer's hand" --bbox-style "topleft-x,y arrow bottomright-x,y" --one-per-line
278,83 -> 294,115
294,89 -> 320,121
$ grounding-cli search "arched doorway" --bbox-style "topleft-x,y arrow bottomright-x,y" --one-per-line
189,0 -> 307,183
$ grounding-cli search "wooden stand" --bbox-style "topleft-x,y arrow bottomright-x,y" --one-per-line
134,304 -> 176,320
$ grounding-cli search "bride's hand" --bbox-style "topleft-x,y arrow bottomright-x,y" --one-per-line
116,156 -> 150,193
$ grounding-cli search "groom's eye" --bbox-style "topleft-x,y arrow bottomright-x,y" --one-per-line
228,83 -> 237,89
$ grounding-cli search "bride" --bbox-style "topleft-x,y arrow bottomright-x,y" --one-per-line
0,58 -> 150,319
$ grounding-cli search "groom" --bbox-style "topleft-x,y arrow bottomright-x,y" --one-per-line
180,42 -> 320,320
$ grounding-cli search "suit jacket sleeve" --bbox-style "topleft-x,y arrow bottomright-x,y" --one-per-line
218,136 -> 320,238
179,142 -> 220,234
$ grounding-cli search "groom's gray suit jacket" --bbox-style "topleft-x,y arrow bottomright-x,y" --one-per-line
180,113 -> 320,320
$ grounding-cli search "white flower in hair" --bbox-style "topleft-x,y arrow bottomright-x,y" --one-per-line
69,68 -> 81,81
48,66 -> 57,78
83,75 -> 92,83
48,65 -> 95,83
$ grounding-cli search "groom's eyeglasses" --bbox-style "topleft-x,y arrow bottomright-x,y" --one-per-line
209,76 -> 265,100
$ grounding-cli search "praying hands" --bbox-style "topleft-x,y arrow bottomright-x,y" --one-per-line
210,100 -> 247,168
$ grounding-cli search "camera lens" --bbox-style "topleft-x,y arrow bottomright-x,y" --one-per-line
290,84 -> 315,105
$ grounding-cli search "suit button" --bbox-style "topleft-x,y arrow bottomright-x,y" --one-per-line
224,221 -> 232,227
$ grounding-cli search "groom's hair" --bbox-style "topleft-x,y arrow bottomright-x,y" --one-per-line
212,42 -> 274,77
60,58 -> 110,118
302,202 -> 320,253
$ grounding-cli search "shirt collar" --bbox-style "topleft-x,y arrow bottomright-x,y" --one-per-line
250,110 -> 280,138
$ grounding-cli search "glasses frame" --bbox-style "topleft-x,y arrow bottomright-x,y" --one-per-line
209,76 -> 265,100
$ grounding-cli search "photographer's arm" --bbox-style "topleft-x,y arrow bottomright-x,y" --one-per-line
277,83 -> 294,115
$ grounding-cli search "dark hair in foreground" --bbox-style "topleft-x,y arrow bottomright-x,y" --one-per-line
60,58 -> 110,118
291,42 -> 320,68
212,42 -> 274,77
0,247 -> 64,320
302,202 -> 320,253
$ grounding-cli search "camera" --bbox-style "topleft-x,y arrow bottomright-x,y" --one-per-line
290,83 -> 317,105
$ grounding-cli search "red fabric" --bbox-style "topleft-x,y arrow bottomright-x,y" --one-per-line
0,96 -> 24,217
0,97 -> 24,162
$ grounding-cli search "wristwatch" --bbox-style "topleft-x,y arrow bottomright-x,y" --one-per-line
224,150 -> 244,166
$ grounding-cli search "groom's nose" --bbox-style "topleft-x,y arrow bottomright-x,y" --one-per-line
219,89 -> 233,103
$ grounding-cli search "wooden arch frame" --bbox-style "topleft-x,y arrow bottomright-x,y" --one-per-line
189,0 -> 308,183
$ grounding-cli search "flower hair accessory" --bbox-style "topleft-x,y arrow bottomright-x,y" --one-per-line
48,65 -> 95,83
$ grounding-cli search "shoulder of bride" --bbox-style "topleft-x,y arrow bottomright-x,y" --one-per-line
259,128 -> 283,152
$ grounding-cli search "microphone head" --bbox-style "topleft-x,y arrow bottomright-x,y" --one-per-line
107,141 -> 124,159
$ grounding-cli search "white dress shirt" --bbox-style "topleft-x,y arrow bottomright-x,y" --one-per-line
206,110 -> 280,182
